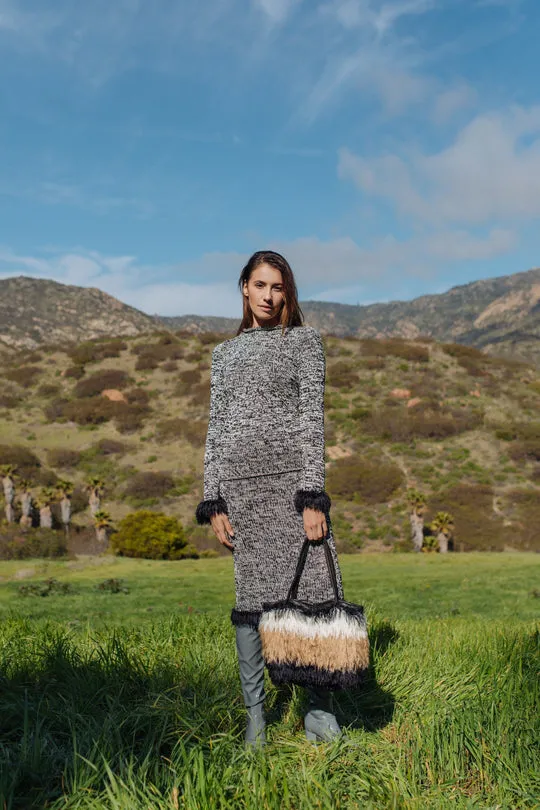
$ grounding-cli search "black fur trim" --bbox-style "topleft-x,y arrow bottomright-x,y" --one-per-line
266,662 -> 367,690
195,496 -> 228,525
294,489 -> 331,514
231,608 -> 262,628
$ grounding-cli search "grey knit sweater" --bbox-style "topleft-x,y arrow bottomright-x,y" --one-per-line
195,323 -> 331,524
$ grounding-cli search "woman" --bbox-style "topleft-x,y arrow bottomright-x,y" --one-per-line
195,250 -> 345,748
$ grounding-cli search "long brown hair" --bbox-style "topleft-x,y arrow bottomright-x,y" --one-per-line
236,250 -> 304,336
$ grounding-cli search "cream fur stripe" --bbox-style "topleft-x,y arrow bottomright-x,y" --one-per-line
259,609 -> 367,640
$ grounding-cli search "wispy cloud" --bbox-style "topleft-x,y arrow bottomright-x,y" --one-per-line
339,105 -> 540,225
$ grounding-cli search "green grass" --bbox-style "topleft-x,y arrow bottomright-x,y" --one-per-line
0,554 -> 539,809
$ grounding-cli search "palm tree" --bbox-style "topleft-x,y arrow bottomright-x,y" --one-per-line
86,477 -> 105,518
430,512 -> 455,554
93,509 -> 113,547
18,479 -> 33,529
37,486 -> 57,529
407,488 -> 426,552
1,464 -> 17,524
56,479 -> 74,539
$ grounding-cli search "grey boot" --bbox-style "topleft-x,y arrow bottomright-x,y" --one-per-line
235,625 -> 266,749
304,686 -> 341,742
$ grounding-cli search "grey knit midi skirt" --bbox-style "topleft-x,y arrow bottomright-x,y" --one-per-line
220,469 -> 344,627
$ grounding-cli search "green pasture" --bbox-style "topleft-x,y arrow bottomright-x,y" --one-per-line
0,553 -> 539,809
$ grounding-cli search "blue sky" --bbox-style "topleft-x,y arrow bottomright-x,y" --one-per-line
0,0 -> 538,317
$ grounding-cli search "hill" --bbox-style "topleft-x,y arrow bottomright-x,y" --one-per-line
0,328 -> 539,554
1,266 -> 539,365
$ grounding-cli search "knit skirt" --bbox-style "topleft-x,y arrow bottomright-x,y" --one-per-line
219,469 -> 344,627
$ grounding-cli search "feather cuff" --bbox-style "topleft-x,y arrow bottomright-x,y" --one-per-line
294,489 -> 331,514
195,496 -> 228,525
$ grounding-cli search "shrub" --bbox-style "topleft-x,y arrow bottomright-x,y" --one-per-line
124,387 -> 151,406
162,361 -> 178,372
440,342 -> 485,360
44,397 -> 70,422
327,455 -> 404,504
0,528 -> 67,560
47,448 -> 82,468
135,355 -> 159,371
0,444 -> 41,478
64,365 -> 86,380
115,404 -> 150,434
363,406 -> 483,442
111,510 -> 199,559
327,362 -> 359,389
0,392 -> 22,408
197,332 -> 223,346
360,338 -> 429,363
4,366 -> 43,388
189,381 -> 211,407
155,417 -> 207,447
180,368 -> 202,385
73,369 -> 131,398
427,484 -> 506,551
124,471 -> 175,503
63,397 -> 120,425
359,356 -> 386,370
37,383 -> 61,398
92,438 -> 128,456
508,440 -> 540,463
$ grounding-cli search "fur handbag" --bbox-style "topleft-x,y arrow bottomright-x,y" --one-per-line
259,537 -> 369,690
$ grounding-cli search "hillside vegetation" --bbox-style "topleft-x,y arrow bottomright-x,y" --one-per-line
1,328 -> 539,554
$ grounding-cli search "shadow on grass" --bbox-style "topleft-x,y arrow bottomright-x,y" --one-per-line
266,620 -> 398,733
0,630 -> 240,809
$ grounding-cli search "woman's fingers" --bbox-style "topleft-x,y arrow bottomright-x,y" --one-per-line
303,508 -> 327,542
210,515 -> 234,549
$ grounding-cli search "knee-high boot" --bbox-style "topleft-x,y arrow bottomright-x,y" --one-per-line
235,624 -> 266,749
304,686 -> 341,742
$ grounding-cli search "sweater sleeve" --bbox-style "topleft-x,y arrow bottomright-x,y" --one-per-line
293,327 -> 332,516
195,342 -> 229,525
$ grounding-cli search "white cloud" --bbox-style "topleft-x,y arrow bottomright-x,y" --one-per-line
0,226 -> 517,315
339,105 -> 540,225
432,83 -> 477,124
254,0 -> 302,22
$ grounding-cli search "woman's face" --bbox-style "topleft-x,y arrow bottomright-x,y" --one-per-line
243,263 -> 285,326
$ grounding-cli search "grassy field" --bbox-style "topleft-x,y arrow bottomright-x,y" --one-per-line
0,553 -> 539,809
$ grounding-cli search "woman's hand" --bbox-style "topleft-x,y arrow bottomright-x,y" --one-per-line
303,507 -> 328,542
210,513 -> 235,550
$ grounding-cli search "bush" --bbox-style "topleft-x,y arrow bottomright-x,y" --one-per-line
327,455 -> 404,504
111,510 -> 199,559
360,338 -> 429,363
327,362 -> 359,389
155,418 -> 207,447
44,397 -> 70,422
162,361 -> 178,372
508,440 -> 540,463
124,471 -> 176,504
115,404 -> 150,434
92,438 -> 128,456
4,366 -> 43,388
63,397 -> 120,425
135,355 -> 159,371
73,369 -> 132,398
440,342 -> 485,360
0,444 -> 41,478
37,383 -> 61,398
64,365 -> 86,380
427,484 -> 506,551
0,528 -> 67,560
124,387 -> 151,406
47,448 -> 82,468
0,392 -> 22,408
362,406 -> 483,442
188,381 -> 211,407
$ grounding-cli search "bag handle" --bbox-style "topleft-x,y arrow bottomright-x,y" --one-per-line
287,536 -> 340,603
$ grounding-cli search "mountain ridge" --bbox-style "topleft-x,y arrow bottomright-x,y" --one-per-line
1,266 -> 539,365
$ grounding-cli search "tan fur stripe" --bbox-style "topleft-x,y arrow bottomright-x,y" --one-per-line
260,627 -> 369,671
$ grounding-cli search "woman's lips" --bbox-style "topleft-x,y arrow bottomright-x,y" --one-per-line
260,306 -> 272,311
